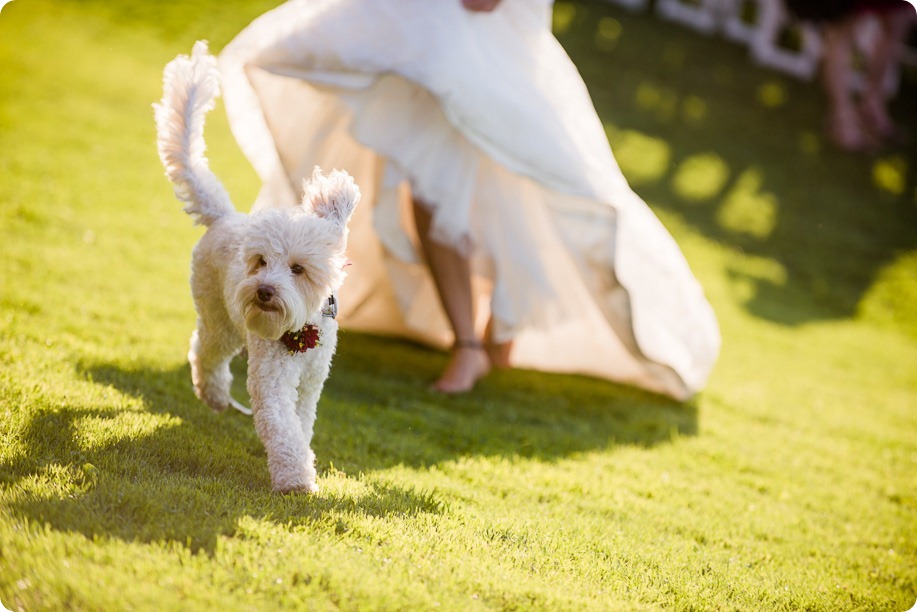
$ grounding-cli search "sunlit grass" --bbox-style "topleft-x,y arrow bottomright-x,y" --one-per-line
858,250 -> 917,339
716,168 -> 779,239
873,155 -> 908,196
757,80 -> 788,108
552,2 -> 576,34
671,153 -> 730,202
607,128 -> 671,185
1,0 -> 916,610
681,94 -> 708,123
633,81 -> 681,122
594,16 -> 623,52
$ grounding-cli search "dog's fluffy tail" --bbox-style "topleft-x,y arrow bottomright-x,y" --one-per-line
154,41 -> 234,226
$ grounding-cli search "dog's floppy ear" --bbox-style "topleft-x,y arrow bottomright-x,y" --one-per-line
300,166 -> 360,229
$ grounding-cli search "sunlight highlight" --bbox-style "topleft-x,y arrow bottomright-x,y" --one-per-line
872,155 -> 907,196
716,168 -> 778,239
552,2 -> 576,34
634,82 -> 678,122
858,249 -> 917,336
671,153 -> 729,202
757,81 -> 787,108
595,17 -> 623,52
611,128 -> 672,185
732,254 -> 788,286
681,95 -> 707,124
727,252 -> 788,303
78,411 -> 184,449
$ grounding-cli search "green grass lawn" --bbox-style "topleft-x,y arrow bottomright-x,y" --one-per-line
1,0 -> 915,609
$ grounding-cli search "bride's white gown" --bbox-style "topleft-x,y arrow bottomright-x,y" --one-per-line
219,0 -> 720,400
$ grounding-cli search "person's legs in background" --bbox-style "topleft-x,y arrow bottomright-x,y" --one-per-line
412,198 -> 491,393
859,3 -> 915,141
821,13 -> 869,150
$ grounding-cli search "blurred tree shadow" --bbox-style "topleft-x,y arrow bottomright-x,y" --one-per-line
557,0 -> 917,327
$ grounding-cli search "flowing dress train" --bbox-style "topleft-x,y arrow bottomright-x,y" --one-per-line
219,0 -> 721,400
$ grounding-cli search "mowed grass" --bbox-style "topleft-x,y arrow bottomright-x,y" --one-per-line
1,0 -> 915,609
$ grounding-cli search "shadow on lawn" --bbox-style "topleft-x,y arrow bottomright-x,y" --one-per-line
2,332 -> 694,552
321,333 -> 696,468
0,390 -> 449,553
558,1 -> 917,328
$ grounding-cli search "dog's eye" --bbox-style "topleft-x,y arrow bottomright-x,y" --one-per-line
290,264 -> 305,275
256,256 -> 266,268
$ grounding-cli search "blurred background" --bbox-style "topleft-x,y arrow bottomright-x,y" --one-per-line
1,2 -> 915,608
3,0 -> 915,338
551,0 -> 917,334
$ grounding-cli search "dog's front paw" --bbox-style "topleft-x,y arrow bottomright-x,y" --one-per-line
274,481 -> 320,495
271,463 -> 319,494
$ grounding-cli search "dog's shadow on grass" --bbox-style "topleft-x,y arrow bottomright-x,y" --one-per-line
0,393 -> 447,553
4,332 -> 695,553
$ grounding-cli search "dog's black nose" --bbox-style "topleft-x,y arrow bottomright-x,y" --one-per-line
256,285 -> 275,302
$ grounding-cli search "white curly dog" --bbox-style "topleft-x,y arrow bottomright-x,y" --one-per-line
154,42 -> 360,493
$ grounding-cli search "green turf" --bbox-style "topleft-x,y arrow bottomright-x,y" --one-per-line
1,0 -> 915,609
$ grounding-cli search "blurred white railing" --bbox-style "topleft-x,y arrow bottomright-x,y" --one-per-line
601,0 -> 915,93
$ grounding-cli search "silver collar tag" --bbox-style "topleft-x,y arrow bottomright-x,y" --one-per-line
322,295 -> 337,319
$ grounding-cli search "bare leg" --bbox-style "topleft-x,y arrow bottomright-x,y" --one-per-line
822,15 -> 868,151
484,316 -> 512,370
860,7 -> 913,140
412,198 -> 490,393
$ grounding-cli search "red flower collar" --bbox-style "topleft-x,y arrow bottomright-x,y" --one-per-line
280,324 -> 321,354
278,295 -> 337,355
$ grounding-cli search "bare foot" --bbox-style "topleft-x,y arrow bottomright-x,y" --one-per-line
432,346 -> 491,393
859,97 -> 904,144
827,110 -> 872,152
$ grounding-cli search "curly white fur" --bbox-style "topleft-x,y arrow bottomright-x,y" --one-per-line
154,40 -> 234,226
155,42 -> 360,493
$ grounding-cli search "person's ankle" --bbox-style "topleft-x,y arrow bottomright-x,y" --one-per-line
453,338 -> 484,351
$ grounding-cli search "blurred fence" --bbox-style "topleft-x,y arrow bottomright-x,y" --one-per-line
602,0 -> 917,94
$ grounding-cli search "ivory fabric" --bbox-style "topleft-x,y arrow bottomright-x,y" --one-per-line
219,0 -> 720,400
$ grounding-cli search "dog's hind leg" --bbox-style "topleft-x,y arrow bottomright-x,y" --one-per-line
188,323 -> 246,414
